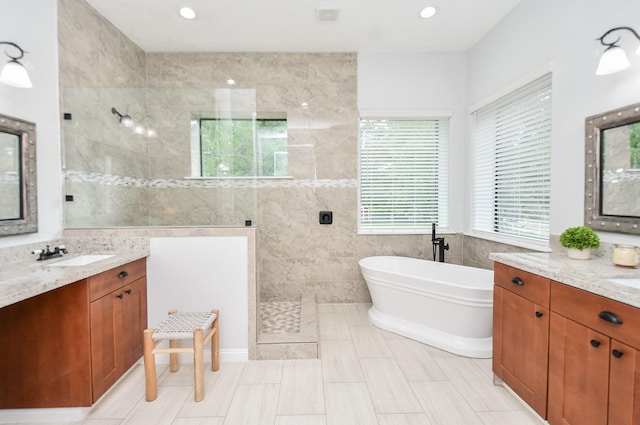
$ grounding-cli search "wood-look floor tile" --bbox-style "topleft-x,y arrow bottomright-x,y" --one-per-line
275,415 -> 327,425
386,339 -> 447,381
171,418 -> 225,425
376,413 -> 433,425
318,305 -> 352,340
223,383 -> 279,425
177,361 -> 245,418
240,359 -> 283,384
82,420 -> 124,425
476,410 -> 545,425
360,358 -> 422,414
121,386 -> 191,425
277,359 -> 325,415
339,303 -> 371,325
320,340 -> 364,383
411,381 -> 484,425
350,325 -> 393,358
324,383 -> 379,425
435,357 -> 521,411
87,364 -> 150,419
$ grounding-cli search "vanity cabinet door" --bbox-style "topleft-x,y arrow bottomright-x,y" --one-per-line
608,340 -> 640,425
90,289 -> 123,401
120,277 -> 147,373
548,312 -> 609,425
493,285 -> 549,418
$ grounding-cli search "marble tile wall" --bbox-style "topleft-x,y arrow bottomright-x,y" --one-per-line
58,0 -> 150,227
58,0 -> 502,306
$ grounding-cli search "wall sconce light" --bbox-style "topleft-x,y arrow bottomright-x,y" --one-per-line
596,26 -> 640,75
0,41 -> 32,88
112,107 -> 158,138
111,107 -> 134,128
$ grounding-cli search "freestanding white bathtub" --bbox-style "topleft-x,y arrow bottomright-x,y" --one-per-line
358,256 -> 494,358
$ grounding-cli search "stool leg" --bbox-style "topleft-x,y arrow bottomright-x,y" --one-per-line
143,329 -> 158,401
212,309 -> 220,371
169,339 -> 180,372
193,328 -> 205,402
167,309 -> 180,372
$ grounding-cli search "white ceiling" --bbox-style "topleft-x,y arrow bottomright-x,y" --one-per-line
84,0 -> 522,53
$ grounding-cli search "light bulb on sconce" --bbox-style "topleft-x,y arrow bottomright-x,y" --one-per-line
0,41 -> 32,88
595,26 -> 640,76
111,107 -> 134,127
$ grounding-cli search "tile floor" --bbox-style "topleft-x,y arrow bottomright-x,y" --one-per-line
27,303 -> 545,425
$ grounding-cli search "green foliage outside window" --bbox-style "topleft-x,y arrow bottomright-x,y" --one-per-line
631,122 -> 640,169
200,118 -> 287,177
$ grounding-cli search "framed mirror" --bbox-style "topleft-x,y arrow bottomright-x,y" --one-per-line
0,114 -> 37,236
585,102 -> 640,235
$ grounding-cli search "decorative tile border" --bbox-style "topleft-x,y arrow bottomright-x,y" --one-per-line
65,170 -> 357,188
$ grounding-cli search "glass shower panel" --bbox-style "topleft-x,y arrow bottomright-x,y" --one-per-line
62,86 -> 258,228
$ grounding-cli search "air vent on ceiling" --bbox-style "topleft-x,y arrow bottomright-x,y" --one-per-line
316,8 -> 340,23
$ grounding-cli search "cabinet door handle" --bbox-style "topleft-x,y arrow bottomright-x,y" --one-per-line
535,311 -> 543,318
116,293 -> 124,299
125,289 -> 132,295
598,311 -> 623,325
590,339 -> 601,348
612,349 -> 624,358
511,277 -> 524,286
118,271 -> 129,279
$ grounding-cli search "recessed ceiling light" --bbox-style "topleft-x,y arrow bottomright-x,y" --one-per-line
179,7 -> 197,20
227,79 -> 236,85
420,6 -> 437,19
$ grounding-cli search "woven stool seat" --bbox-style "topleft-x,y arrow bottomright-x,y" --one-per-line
152,312 -> 217,340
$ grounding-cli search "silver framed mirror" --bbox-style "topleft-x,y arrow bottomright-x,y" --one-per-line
0,114 -> 37,236
585,102 -> 640,235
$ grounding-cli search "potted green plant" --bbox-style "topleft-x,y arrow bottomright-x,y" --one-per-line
559,226 -> 600,260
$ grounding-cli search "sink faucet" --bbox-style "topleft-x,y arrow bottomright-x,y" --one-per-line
431,223 -> 449,263
32,245 -> 68,261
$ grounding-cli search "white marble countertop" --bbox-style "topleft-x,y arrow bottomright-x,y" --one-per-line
490,252 -> 640,309
0,250 -> 149,309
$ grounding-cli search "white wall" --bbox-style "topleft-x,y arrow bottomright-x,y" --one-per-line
0,0 -> 63,248
357,53 -> 467,231
465,0 -> 640,245
147,237 -> 249,360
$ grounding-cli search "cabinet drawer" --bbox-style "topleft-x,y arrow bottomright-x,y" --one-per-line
550,281 -> 640,349
494,262 -> 550,306
89,258 -> 146,302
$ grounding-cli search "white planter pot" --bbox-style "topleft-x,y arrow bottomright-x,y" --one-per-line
567,247 -> 591,260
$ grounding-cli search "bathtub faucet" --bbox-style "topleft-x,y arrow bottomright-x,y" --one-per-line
431,223 -> 449,262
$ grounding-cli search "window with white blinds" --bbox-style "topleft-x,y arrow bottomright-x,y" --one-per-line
359,115 -> 449,234
472,73 -> 552,243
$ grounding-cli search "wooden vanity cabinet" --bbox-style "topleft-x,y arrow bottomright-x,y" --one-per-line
0,257 -> 147,408
492,263 -> 550,418
548,281 -> 640,425
89,258 -> 147,402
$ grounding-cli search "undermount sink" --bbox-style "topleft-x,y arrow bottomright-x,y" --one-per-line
607,278 -> 640,290
48,254 -> 115,267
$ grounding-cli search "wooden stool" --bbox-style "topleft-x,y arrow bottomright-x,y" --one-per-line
143,309 -> 219,402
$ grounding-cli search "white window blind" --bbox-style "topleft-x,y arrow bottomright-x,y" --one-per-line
359,116 -> 449,233
472,73 -> 552,242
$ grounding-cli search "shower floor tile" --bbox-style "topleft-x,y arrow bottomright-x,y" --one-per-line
260,301 -> 302,334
